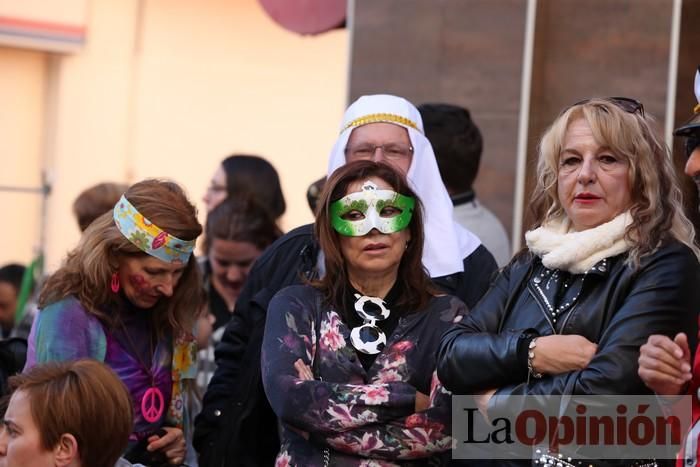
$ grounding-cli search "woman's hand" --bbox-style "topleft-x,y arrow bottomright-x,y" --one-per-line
288,359 -> 314,439
147,426 -> 186,465
194,311 -> 215,350
474,388 -> 497,422
294,358 -> 314,380
415,391 -> 430,412
295,358 -> 433,414
531,335 -> 597,375
638,333 -> 692,396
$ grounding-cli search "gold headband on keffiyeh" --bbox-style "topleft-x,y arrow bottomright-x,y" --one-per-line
113,195 -> 195,264
342,112 -> 422,134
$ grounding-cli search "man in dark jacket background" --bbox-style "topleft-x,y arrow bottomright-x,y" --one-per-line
193,94 -> 498,466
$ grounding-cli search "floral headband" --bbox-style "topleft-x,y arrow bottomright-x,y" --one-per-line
113,195 -> 195,264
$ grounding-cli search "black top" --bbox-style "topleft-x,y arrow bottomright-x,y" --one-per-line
209,284 -> 231,332
112,297 -> 154,368
202,259 -> 234,332
342,281 -> 403,371
438,241 -> 700,466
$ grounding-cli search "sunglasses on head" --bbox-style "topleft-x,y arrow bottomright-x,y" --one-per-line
570,96 -> 645,117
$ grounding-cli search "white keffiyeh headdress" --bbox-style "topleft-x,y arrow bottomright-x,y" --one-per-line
326,94 -> 482,277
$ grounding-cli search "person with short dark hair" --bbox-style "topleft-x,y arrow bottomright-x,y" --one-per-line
418,103 -> 511,266
0,264 -> 25,338
72,182 -> 128,232
0,359 -> 133,467
0,264 -> 32,397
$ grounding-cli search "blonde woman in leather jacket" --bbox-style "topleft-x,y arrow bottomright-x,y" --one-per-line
438,98 -> 700,466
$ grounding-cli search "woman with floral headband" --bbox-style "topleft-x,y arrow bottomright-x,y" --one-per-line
261,160 -> 466,466
25,179 -> 202,466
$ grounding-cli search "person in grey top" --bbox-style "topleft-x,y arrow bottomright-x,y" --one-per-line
419,103 -> 511,267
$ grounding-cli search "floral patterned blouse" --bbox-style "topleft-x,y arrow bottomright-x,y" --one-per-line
262,284 -> 467,466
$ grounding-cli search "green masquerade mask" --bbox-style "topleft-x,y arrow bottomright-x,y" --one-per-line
330,181 -> 415,236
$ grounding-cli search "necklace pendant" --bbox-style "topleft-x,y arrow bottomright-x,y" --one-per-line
142,386 -> 165,423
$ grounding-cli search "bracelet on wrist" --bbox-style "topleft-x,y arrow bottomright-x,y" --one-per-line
528,337 -> 543,379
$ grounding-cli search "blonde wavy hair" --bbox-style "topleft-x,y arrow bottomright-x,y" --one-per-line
39,179 -> 203,336
530,98 -> 699,267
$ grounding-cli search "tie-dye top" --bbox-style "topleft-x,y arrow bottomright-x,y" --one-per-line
25,295 -> 197,440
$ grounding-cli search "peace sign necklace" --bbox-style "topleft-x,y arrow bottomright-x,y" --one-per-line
118,318 -> 166,424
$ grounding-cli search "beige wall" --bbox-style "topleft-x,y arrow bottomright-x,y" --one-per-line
0,0 -> 88,25
0,0 -> 348,271
0,46 -> 46,266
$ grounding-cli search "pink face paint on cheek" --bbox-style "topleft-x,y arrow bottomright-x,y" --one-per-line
128,274 -> 153,294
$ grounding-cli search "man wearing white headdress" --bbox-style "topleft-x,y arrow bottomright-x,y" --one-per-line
194,94 -> 498,467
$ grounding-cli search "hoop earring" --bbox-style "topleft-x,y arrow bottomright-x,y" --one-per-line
111,272 -> 120,293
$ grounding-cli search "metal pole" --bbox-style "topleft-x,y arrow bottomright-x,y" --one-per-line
665,0 -> 682,145
512,0 -> 537,251
345,0 -> 356,107
0,176 -> 51,277
37,171 -> 52,277
0,185 -> 45,194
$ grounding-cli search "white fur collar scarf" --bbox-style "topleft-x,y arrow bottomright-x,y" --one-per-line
525,212 -> 633,274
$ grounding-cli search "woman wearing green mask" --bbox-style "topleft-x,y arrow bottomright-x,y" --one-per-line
261,160 -> 466,466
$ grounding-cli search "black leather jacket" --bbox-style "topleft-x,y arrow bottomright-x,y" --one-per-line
439,240 -> 699,399
438,240 -> 700,466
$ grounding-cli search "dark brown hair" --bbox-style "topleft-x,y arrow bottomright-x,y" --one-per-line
204,196 -> 282,253
40,179 -> 203,335
418,103 -> 483,193
221,154 -> 286,220
313,160 -> 437,312
9,359 -> 133,467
